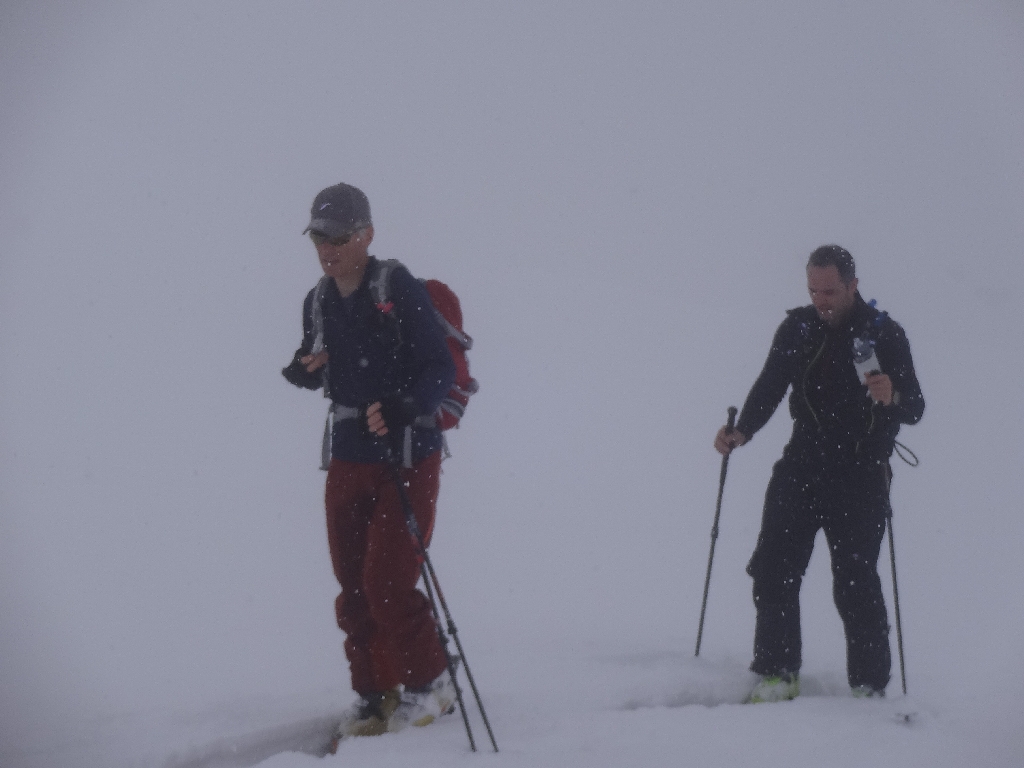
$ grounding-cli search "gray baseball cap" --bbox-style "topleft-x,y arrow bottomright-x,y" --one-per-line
303,183 -> 372,237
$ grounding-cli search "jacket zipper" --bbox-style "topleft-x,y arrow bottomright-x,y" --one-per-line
802,335 -> 828,431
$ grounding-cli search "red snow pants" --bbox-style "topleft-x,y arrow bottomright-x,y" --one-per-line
324,451 -> 447,696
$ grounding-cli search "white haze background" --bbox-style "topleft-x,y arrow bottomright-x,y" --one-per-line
1,2 -> 1022,766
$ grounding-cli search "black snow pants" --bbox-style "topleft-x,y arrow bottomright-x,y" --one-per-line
746,454 -> 891,691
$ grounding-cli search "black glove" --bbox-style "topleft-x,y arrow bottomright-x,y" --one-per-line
282,349 -> 323,390
359,394 -> 418,451
377,394 -> 418,432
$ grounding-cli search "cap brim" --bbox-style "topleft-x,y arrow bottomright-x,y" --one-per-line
302,218 -> 370,237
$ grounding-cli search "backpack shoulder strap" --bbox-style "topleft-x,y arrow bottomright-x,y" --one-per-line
861,299 -> 890,343
310,275 -> 332,355
309,276 -> 333,402
421,278 -> 473,350
368,258 -> 402,307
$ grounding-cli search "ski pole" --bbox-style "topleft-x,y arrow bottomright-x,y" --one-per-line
388,462 -> 476,751
882,466 -> 907,695
884,518 -> 909,696
389,461 -> 499,753
886,515 -> 907,695
695,406 -> 737,657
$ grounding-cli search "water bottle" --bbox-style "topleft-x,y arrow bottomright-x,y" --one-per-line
852,336 -> 880,383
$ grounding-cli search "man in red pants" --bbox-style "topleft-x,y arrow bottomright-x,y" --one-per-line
283,183 -> 457,738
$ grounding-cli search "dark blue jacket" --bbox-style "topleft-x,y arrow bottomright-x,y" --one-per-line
288,257 -> 456,464
736,293 -> 924,468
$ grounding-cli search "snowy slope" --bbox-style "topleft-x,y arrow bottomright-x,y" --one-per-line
1,3 -> 1023,767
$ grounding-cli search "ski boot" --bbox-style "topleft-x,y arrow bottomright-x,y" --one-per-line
746,673 -> 800,703
388,670 -> 457,732
851,684 -> 885,698
328,688 -> 401,752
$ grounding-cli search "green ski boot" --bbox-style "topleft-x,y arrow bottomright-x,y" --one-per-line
747,673 -> 800,703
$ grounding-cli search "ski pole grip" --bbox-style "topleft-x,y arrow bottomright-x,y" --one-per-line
726,406 -> 737,431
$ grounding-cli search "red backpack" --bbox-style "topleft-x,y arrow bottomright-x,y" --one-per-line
421,278 -> 479,430
369,259 -> 478,432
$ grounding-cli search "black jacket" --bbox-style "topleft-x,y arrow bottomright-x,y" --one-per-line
735,293 -> 924,468
283,257 -> 456,464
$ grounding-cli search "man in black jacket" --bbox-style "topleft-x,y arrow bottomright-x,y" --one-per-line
714,245 -> 924,702
283,183 -> 458,741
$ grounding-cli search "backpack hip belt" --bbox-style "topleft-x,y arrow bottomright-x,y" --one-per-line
320,402 -> 437,470
321,403 -> 360,470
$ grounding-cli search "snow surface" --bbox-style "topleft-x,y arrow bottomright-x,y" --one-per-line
1,2 -> 1023,767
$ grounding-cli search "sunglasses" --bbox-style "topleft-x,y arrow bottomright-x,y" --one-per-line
309,230 -> 353,247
